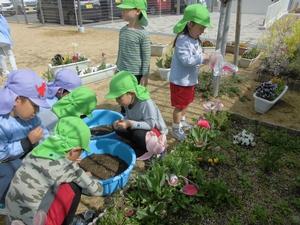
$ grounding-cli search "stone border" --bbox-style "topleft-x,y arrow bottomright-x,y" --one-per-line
228,111 -> 300,136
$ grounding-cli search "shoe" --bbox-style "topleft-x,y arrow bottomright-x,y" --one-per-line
172,127 -> 186,141
180,120 -> 193,130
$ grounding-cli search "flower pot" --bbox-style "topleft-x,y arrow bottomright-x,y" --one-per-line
79,64 -> 117,85
226,44 -> 248,55
202,46 -> 215,54
253,85 -> 288,113
151,43 -> 167,57
158,67 -> 170,81
238,53 -> 261,68
48,59 -> 90,74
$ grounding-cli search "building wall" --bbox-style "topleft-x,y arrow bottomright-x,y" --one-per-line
230,0 -> 274,15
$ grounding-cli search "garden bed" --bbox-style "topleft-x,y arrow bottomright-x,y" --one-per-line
96,111 -> 300,225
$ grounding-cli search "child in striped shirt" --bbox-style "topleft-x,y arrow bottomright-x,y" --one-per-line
116,0 -> 151,86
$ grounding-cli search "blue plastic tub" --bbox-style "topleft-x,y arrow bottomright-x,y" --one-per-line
81,138 -> 136,196
83,109 -> 123,139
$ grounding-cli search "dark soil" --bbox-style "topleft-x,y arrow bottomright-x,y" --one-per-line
90,125 -> 114,137
80,154 -> 128,180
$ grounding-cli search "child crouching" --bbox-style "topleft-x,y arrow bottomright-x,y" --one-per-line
105,71 -> 168,160
5,116 -> 103,225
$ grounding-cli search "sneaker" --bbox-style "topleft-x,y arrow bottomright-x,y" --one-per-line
172,127 -> 186,141
180,120 -> 193,130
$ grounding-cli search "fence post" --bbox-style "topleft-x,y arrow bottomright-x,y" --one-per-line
57,0 -> 64,25
220,0 -> 232,56
20,0 -> 29,24
233,0 -> 242,77
39,0 -> 45,24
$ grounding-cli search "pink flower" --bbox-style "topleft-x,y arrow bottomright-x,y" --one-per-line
197,119 -> 211,129
167,174 -> 179,187
182,184 -> 198,196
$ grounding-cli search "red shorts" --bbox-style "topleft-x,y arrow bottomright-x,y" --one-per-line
170,83 -> 195,110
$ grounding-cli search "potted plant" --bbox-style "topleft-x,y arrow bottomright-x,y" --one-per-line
226,42 -> 248,55
78,53 -> 117,85
151,42 -> 167,57
202,40 -> 215,53
156,53 -> 172,81
48,53 -> 90,74
239,47 -> 261,68
253,77 -> 288,113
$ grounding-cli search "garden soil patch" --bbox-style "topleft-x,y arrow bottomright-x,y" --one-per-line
80,154 -> 128,180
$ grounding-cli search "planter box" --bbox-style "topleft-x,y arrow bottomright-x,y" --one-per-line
79,64 -> 117,85
253,85 -> 288,113
202,46 -> 216,53
151,43 -> 167,57
48,59 -> 90,74
158,67 -> 170,81
239,53 -> 261,68
226,45 -> 248,55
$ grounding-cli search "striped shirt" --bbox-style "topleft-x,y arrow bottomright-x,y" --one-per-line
116,25 -> 151,76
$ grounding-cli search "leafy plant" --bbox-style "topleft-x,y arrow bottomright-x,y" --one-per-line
42,69 -> 54,82
241,47 -> 260,59
50,53 -> 87,66
98,52 -> 107,70
258,15 -> 299,77
260,146 -> 283,173
201,180 -> 237,207
202,40 -> 214,47
156,53 -> 172,68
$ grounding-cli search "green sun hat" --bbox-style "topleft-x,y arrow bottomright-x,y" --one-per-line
105,70 -> 150,100
31,116 -> 91,160
52,86 -> 97,119
117,0 -> 148,26
173,4 -> 211,34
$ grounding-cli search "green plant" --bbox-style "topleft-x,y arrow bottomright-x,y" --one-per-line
42,69 -> 54,82
258,15 -> 299,77
204,111 -> 229,130
249,205 -> 268,225
260,146 -> 283,173
156,53 -> 172,68
98,52 -> 107,70
241,47 -> 260,59
50,53 -> 87,66
201,180 -> 237,207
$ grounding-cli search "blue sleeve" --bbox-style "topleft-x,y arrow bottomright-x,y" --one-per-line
175,37 -> 202,66
0,116 -> 45,161
0,126 -> 24,161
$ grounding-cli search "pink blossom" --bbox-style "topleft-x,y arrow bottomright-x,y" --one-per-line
197,119 -> 211,129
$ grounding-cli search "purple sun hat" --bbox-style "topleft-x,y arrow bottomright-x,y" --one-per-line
47,69 -> 82,98
0,69 -> 50,115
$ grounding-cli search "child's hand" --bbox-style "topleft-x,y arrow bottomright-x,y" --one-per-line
114,120 -> 132,129
140,76 -> 148,86
28,126 -> 43,144
202,53 -> 211,65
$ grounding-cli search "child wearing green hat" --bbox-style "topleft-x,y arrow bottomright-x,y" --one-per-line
106,71 -> 168,159
116,0 -> 151,86
40,86 -> 97,131
170,4 -> 211,141
5,116 -> 103,225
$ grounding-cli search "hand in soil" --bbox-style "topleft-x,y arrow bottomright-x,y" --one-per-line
90,125 -> 113,136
